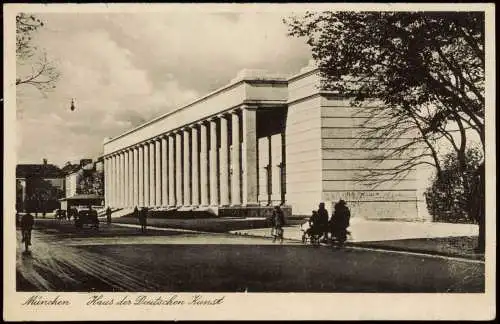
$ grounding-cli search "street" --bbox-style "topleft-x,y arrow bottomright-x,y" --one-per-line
16,222 -> 484,293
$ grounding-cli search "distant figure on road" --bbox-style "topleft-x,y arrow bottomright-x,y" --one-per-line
139,207 -> 148,233
134,206 -> 139,218
317,202 -> 329,242
271,206 -> 285,243
20,212 -> 34,252
106,207 -> 112,224
330,199 -> 351,247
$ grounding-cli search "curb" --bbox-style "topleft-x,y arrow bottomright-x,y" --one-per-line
349,243 -> 485,261
230,232 -> 485,261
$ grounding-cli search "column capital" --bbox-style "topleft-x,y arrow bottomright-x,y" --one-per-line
217,112 -> 230,119
197,120 -> 208,126
189,123 -> 199,130
230,108 -> 241,114
241,104 -> 258,111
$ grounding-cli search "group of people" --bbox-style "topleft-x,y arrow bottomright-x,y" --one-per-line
306,200 -> 351,247
107,206 -> 149,232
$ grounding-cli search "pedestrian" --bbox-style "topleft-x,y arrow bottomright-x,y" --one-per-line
139,207 -> 148,233
134,206 -> 139,219
15,210 -> 20,227
306,210 -> 320,238
106,206 -> 112,225
20,212 -> 34,252
331,199 -> 351,247
271,205 -> 285,243
317,202 -> 329,242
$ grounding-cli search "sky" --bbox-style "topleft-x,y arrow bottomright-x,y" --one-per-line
16,11 -> 312,167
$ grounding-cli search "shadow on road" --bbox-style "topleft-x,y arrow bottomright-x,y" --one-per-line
16,229 -> 485,293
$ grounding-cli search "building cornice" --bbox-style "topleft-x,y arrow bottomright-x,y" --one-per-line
104,76 -> 287,146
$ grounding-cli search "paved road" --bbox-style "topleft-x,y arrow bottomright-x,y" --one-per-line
16,224 -> 484,293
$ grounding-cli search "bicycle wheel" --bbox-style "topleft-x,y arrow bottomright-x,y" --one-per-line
24,231 -> 29,250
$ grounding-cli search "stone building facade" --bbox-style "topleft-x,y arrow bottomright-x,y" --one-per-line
103,62 -> 428,220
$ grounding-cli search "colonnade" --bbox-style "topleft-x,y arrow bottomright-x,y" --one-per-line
104,106 -> 258,209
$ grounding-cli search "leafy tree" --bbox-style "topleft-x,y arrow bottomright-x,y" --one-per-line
26,177 -> 64,216
16,13 -> 59,93
77,170 -> 104,196
425,147 -> 482,223
285,11 -> 486,251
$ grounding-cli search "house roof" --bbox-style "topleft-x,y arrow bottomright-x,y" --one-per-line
16,164 -> 63,178
61,163 -> 82,175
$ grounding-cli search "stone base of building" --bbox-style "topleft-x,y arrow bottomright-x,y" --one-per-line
218,205 -> 292,219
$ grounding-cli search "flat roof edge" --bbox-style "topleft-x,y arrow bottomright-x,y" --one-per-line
104,77 -> 288,145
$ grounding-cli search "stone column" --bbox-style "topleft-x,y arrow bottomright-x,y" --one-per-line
175,132 -> 183,207
209,118 -> 219,206
133,147 -> 139,208
231,110 -> 241,206
122,152 -> 127,207
112,154 -> 117,207
242,106 -> 258,206
199,122 -> 209,206
183,128 -> 191,206
129,149 -> 134,207
161,136 -> 168,206
115,154 -> 120,207
168,134 -> 176,207
155,139 -> 162,207
104,157 -> 109,207
271,133 -> 283,203
138,145 -> 144,207
117,153 -> 122,207
219,114 -> 230,206
149,141 -> 156,207
191,125 -> 200,207
143,143 -> 150,207
124,150 -> 129,207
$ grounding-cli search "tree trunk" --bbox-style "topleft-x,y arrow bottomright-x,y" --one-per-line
474,163 -> 485,253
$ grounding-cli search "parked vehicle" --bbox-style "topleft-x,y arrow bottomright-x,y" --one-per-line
74,206 -> 99,229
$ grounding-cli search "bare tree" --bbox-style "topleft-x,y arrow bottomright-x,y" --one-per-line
16,13 -> 60,93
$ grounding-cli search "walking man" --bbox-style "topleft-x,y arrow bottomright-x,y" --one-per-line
106,206 -> 112,225
271,206 -> 285,244
139,207 -> 148,233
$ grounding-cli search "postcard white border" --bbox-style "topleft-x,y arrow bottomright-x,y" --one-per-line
3,3 -> 496,321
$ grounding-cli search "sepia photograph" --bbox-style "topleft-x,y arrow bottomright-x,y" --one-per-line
3,2 -> 496,321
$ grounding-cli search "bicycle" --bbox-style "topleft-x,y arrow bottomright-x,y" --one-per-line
21,229 -> 32,252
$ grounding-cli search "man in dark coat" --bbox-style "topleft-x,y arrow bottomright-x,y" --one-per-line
331,200 -> 351,247
139,207 -> 148,232
106,206 -> 112,225
271,206 -> 285,243
317,202 -> 329,242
